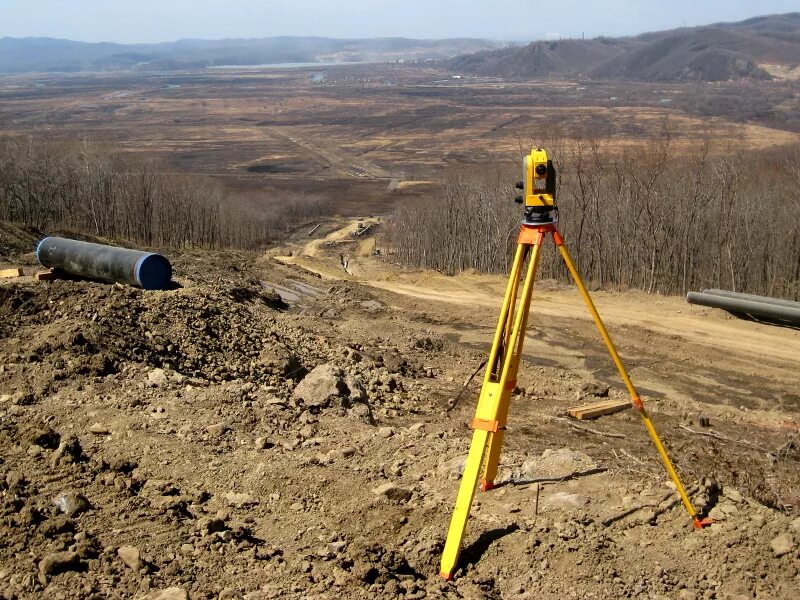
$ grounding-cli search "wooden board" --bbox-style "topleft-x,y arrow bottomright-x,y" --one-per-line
0,268 -> 23,278
35,269 -> 59,281
567,399 -> 631,420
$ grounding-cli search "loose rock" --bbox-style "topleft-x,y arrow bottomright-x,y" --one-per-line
118,545 -> 142,571
292,364 -> 348,408
53,492 -> 91,517
372,482 -> 413,503
139,587 -> 189,600
770,533 -> 795,557
39,551 -> 81,576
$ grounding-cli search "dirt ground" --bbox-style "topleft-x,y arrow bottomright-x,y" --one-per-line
1,220 -> 798,599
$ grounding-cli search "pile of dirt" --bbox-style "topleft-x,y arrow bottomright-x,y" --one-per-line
0,245 -> 798,599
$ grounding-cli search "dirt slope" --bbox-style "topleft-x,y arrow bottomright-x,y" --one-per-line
1,225 -> 798,599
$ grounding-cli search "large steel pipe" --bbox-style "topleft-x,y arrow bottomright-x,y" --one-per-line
686,291 -> 800,325
701,288 -> 800,310
37,237 -> 172,290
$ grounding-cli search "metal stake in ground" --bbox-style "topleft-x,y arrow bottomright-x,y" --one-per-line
439,148 -> 711,580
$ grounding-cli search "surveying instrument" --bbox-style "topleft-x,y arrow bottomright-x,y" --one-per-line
439,149 -> 710,579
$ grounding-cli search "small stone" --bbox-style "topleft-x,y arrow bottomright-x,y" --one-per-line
224,491 -> 258,508
27,444 -> 44,457
770,533 -> 795,557
117,545 -> 142,570
89,423 -> 110,435
708,506 -> 727,521
39,551 -> 81,576
722,486 -> 744,503
54,492 -> 91,517
141,587 -> 189,600
206,423 -> 228,436
408,422 -> 425,432
254,437 -> 273,450
147,368 -> 168,386
377,427 -> 394,438
329,446 -> 357,459
371,482 -> 412,503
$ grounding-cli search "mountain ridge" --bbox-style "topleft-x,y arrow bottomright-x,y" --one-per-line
446,12 -> 800,81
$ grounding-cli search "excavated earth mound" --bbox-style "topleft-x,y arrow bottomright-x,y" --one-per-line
0,242 -> 798,599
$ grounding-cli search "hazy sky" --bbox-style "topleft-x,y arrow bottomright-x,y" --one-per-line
1,0 -> 798,43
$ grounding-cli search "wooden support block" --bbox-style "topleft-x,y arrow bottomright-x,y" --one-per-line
0,268 -> 23,278
567,399 -> 631,420
36,269 -> 59,281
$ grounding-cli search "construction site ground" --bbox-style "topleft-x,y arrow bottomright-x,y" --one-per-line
0,219 -> 798,599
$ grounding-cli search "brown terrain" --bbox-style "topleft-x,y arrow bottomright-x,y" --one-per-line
0,217 -> 798,599
1,48 -> 800,599
1,65 -> 799,217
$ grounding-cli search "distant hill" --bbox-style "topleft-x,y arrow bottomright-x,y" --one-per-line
447,38 -> 633,78
0,36 -> 508,73
446,12 -> 800,81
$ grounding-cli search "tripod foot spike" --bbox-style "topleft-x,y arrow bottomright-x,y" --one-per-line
439,572 -> 453,581
479,479 -> 495,492
694,516 -> 713,529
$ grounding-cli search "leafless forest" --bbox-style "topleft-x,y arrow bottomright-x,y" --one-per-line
0,136 -> 331,249
390,135 -> 800,299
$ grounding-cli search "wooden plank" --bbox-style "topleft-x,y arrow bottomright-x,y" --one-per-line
570,398 -> 622,411
567,399 -> 631,420
0,268 -> 23,278
36,269 -> 59,281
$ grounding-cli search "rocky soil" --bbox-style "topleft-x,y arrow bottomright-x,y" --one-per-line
0,236 -> 798,599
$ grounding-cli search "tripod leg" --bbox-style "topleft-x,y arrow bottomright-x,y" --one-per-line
481,233 -> 543,491
552,230 -> 705,528
440,238 -> 539,579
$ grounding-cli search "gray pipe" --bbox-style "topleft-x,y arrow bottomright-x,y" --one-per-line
36,237 -> 172,290
686,291 -> 800,325
701,289 -> 800,310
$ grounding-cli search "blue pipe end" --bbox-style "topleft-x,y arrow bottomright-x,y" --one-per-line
133,253 -> 172,290
36,237 -> 52,266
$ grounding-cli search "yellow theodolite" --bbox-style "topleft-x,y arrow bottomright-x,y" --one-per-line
439,148 -> 710,580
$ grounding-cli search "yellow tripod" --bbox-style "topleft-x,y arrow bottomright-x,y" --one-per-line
439,220 -> 709,580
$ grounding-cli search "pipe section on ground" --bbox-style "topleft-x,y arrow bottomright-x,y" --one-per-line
686,291 -> 800,325
701,288 -> 800,310
36,237 -> 172,290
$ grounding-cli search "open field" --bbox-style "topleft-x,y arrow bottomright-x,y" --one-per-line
1,65 -> 798,214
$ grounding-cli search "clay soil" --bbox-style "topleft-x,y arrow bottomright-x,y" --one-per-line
1,220 -> 798,599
